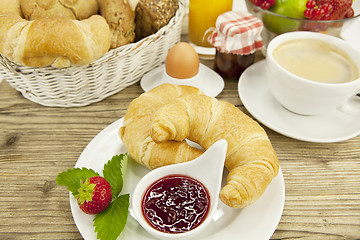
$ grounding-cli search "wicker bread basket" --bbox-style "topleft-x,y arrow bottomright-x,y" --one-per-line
0,0 -> 187,107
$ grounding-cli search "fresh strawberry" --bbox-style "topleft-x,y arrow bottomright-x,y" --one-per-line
304,0 -> 353,20
75,176 -> 112,214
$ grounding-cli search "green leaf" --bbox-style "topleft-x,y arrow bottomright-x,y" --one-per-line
121,154 -> 129,178
56,168 -> 99,196
93,194 -> 130,240
103,154 -> 128,199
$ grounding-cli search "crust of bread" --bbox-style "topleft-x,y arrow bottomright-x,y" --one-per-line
98,0 -> 135,49
0,14 -> 111,68
20,0 -> 99,20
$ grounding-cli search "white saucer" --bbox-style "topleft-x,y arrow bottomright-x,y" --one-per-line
140,63 -> 224,97
190,43 -> 216,57
238,60 -> 360,143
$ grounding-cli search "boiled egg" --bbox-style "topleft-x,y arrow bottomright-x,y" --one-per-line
165,42 -> 200,79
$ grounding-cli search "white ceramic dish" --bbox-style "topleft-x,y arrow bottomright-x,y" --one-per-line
132,139 -> 227,240
140,63 -> 224,97
238,60 -> 360,143
70,117 -> 285,240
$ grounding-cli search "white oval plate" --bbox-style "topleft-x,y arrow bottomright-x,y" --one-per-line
238,60 -> 360,143
140,63 -> 224,97
70,117 -> 285,240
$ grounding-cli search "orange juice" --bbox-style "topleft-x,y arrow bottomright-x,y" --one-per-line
189,0 -> 233,48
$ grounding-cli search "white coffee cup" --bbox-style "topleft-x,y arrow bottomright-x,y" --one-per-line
266,31 -> 360,115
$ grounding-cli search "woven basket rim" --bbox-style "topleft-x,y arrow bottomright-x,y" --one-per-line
0,0 -> 187,73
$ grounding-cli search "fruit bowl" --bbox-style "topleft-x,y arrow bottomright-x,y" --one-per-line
245,0 -> 360,54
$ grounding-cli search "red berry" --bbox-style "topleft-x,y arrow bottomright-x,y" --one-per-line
250,0 -> 275,8
267,0 -> 276,6
251,0 -> 262,6
313,8 -> 325,20
345,7 -> 354,18
76,176 -> 112,215
303,0 -> 353,20
321,3 -> 333,14
304,8 -> 314,19
315,0 -> 353,20
260,1 -> 271,9
306,0 -> 316,9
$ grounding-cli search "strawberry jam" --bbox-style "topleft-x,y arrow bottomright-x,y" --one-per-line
141,175 -> 210,234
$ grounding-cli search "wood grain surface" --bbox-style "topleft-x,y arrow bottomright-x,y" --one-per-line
0,55 -> 359,240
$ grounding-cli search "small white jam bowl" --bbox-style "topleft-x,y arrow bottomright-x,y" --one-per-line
131,139 -> 228,240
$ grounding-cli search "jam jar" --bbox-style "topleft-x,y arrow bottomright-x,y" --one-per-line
214,50 -> 255,79
208,11 -> 264,79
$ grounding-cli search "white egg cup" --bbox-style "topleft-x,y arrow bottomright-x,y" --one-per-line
131,139 -> 228,240
162,68 -> 200,85
140,64 -> 225,97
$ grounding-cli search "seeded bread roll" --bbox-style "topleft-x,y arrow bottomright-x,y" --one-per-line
135,0 -> 178,40
98,0 -> 136,49
20,0 -> 99,20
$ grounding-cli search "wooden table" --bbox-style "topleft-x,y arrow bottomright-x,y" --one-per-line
1,46 -> 360,240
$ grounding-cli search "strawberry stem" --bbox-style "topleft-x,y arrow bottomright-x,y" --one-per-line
75,178 -> 96,205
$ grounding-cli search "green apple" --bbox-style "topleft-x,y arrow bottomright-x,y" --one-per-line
263,0 -> 307,34
270,0 -> 307,19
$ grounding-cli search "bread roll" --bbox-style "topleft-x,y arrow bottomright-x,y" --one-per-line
119,84 -> 204,169
20,0 -> 99,20
0,0 -> 23,16
0,14 -> 111,68
135,0 -> 178,40
98,0 -> 136,49
151,93 -> 279,208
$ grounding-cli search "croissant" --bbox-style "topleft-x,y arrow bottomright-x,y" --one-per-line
151,93 -> 279,208
0,13 -> 111,68
119,84 -> 204,169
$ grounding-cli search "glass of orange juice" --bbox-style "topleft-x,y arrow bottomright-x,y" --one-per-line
189,0 -> 233,52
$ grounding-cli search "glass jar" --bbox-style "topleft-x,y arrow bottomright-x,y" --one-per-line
208,11 -> 264,79
214,50 -> 255,79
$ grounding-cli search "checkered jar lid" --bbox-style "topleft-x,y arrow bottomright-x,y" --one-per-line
208,11 -> 264,55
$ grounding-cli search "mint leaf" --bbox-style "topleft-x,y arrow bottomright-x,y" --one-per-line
56,168 -> 99,196
94,194 -> 130,240
103,154 -> 128,199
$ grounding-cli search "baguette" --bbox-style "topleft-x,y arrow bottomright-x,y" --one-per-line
151,93 -> 279,208
0,14 -> 111,68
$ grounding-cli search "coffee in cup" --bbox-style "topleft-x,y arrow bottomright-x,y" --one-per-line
272,39 -> 359,84
266,31 -> 360,115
